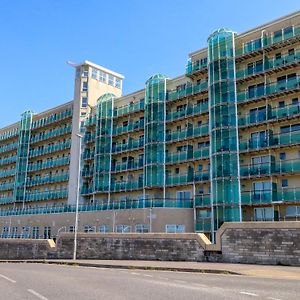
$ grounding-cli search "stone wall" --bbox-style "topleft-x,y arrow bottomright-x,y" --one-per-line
213,222 -> 300,266
0,239 -> 55,259
56,233 -> 208,261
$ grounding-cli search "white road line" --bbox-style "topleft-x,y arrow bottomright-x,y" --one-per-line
268,297 -> 283,300
130,272 -> 139,275
143,274 -> 153,278
0,274 -> 16,283
240,291 -> 258,297
27,289 -> 49,300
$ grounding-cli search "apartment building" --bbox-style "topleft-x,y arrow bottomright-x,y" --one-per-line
0,11 -> 299,240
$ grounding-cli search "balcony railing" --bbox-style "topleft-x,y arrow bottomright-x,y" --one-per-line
31,108 -> 73,129
185,58 -> 208,75
111,160 -> 143,172
166,147 -> 209,164
29,140 -> 71,157
0,198 -> 193,217
113,99 -> 145,118
0,197 -> 14,205
0,182 -> 14,191
25,189 -> 68,202
237,76 -> 300,103
0,129 -> 18,142
0,142 -> 18,154
113,120 -> 144,136
0,169 -> 15,179
26,173 -> 69,187
27,157 -> 70,172
239,130 -> 300,152
195,194 -> 211,207
166,124 -> 209,142
0,156 -> 17,166
166,101 -> 209,122
112,139 -> 144,153
110,180 -> 143,192
30,125 -> 72,143
166,170 -> 209,186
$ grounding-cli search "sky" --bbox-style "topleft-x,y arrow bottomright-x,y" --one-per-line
0,0 -> 299,127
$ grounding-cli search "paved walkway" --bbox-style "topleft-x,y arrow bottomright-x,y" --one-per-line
2,260 -> 299,280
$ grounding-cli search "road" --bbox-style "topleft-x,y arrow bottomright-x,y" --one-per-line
0,263 -> 299,300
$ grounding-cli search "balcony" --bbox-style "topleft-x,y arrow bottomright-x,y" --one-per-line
27,157 -> 70,172
239,130 -> 300,152
166,147 -> 209,164
185,58 -> 208,77
31,108 -> 73,129
195,194 -> 211,207
0,129 -> 18,142
110,180 -> 143,192
239,102 -> 300,127
82,169 -> 94,178
84,133 -> 96,144
112,139 -> 144,153
237,76 -> 300,104
26,173 -> 69,187
166,170 -> 209,186
0,197 -> 14,205
195,219 -> 211,232
166,124 -> 209,142
111,160 -> 143,172
113,99 -> 145,118
0,182 -> 14,191
236,50 -> 300,81
84,115 -> 96,127
166,81 -> 208,102
25,189 -> 68,202
0,142 -> 18,154
0,169 -> 16,179
82,150 -> 95,160
113,119 -> 144,136
0,156 -> 17,166
29,141 -> 71,157
166,101 -> 209,122
31,125 -> 72,144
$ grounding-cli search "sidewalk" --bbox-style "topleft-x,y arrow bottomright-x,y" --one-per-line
2,259 -> 299,280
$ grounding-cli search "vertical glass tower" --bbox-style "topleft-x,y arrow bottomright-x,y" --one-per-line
144,74 -> 167,199
208,29 -> 242,238
13,110 -> 33,205
93,93 -> 115,203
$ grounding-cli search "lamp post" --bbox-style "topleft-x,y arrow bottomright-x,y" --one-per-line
73,133 -> 83,260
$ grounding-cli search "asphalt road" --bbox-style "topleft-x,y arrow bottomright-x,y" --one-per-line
0,263 -> 299,300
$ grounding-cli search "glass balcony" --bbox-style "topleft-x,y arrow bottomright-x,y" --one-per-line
0,182 -> 14,191
84,115 -> 96,127
166,124 -> 209,142
237,76 -> 300,103
166,147 -> 209,164
185,58 -> 208,75
166,101 -> 209,122
112,139 -> 144,153
236,50 -> 300,80
27,157 -> 70,172
276,187 -> 300,202
113,119 -> 144,136
166,170 -> 209,186
26,173 -> 69,187
241,190 -> 273,205
81,186 -> 93,195
110,180 -> 143,192
112,160 -> 144,172
239,130 -> 300,152
195,194 -> 211,207
31,108 -> 73,129
82,150 -> 95,160
0,128 -> 19,142
195,219 -> 211,232
0,156 -> 17,166
166,81 -> 208,102
25,189 -> 68,202
84,133 -> 96,144
29,140 -> 71,157
0,169 -> 16,179
113,99 -> 145,118
0,197 -> 14,205
82,169 -> 94,177
31,125 -> 72,143
0,142 -> 18,154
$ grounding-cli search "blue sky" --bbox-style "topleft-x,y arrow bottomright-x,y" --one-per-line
0,0 -> 299,127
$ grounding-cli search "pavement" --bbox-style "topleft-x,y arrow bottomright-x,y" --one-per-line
1,259 -> 300,280
0,263 -> 299,300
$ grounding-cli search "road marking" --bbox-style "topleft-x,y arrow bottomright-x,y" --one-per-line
0,274 -> 16,283
130,272 -> 139,275
143,274 -> 153,278
268,297 -> 282,300
27,289 -> 49,300
240,291 -> 258,297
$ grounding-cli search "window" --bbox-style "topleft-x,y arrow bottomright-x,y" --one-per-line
250,130 -> 268,147
81,97 -> 88,108
99,224 -> 110,233
254,207 -> 274,221
32,227 -> 39,239
82,69 -> 89,77
280,123 -> 300,134
91,68 -> 98,79
279,152 -> 286,160
115,78 -> 121,89
199,210 -> 211,218
43,226 -> 51,239
251,155 -> 270,166
84,225 -> 95,233
165,224 -> 185,233
69,226 -> 75,233
286,206 -> 300,217
175,168 -> 180,174
288,48 -> 295,56
11,227 -> 18,238
278,101 -> 285,108
21,226 -> 30,238
116,225 -> 131,233
249,106 -> 266,123
281,179 -> 288,188
292,98 -> 299,105
108,75 -> 114,86
82,82 -> 88,92
198,164 -> 203,171
99,71 -> 106,83
135,224 -> 149,233
176,191 -> 191,201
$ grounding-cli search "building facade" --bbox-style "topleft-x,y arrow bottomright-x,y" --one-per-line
0,11 -> 300,240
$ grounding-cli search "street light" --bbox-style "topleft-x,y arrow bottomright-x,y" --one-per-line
73,133 -> 83,260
